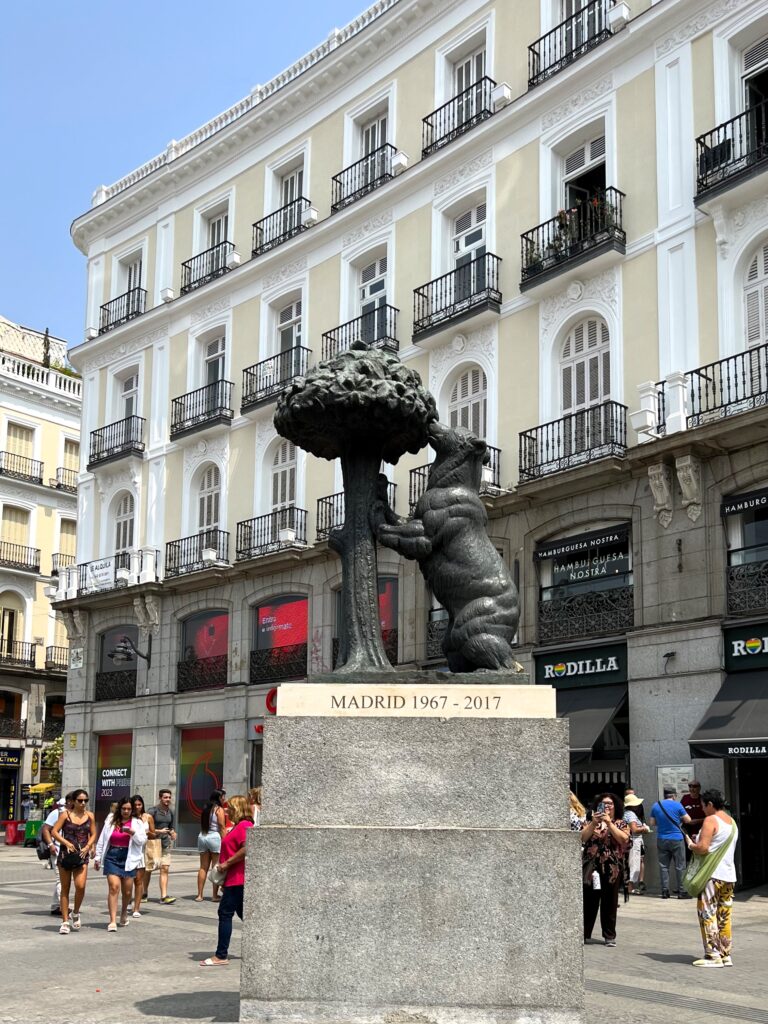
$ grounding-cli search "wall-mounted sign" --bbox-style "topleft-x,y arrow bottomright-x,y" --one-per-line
720,488 -> 768,517
724,624 -> 768,672
534,525 -> 630,561
69,648 -> 84,669
535,643 -> 627,688
81,557 -> 116,594
246,718 -> 264,741
0,749 -> 22,767
535,526 -> 631,587
656,765 -> 694,801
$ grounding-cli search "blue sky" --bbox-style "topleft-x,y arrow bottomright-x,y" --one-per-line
0,0 -> 372,348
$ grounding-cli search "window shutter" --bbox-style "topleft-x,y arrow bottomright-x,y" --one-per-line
744,242 -> 768,349
560,317 -> 611,413
562,365 -> 573,411
64,440 -> 80,471
60,520 -> 77,556
565,145 -> 586,175
1,506 -> 29,545
6,424 -> 33,459
590,136 -> 606,160
744,38 -> 768,73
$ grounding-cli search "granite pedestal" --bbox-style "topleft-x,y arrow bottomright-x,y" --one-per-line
240,683 -> 584,1024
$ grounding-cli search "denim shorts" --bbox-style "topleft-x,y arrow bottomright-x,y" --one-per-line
197,831 -> 221,854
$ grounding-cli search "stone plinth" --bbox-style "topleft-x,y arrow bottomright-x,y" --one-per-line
240,682 -> 584,1024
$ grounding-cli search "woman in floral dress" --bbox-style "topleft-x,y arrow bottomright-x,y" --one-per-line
581,792 -> 630,947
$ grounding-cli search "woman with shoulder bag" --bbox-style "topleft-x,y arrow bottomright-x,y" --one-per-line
51,789 -> 96,935
94,796 -> 148,931
199,795 -> 254,966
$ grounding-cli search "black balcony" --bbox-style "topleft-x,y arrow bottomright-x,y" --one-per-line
321,306 -> 399,360
180,241 -> 234,295
332,144 -> 397,212
727,548 -> 768,616
687,341 -> 768,430
426,612 -> 449,661
165,530 -> 230,578
94,670 -> 137,702
249,643 -> 308,684
51,553 -> 75,577
0,717 -> 26,738
0,450 -> 44,484
87,416 -> 145,470
77,552 -> 131,596
520,189 -> 625,290
0,541 -> 40,573
528,0 -> 610,88
170,379 -> 233,439
236,507 -> 308,560
42,718 -> 65,741
413,254 -> 501,340
409,446 -> 501,512
177,654 -> 228,693
317,485 -> 396,540
333,629 -> 397,668
519,401 -> 627,482
538,581 -> 634,644
252,198 -> 312,257
422,77 -> 496,158
45,646 -> 68,671
99,287 -> 147,334
0,641 -> 37,669
696,98 -> 768,201
53,467 -> 78,492
241,347 -> 310,412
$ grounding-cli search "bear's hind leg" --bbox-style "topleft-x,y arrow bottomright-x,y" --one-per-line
460,633 -> 517,672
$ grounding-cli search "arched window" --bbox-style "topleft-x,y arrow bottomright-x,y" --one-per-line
271,441 -> 296,511
448,367 -> 487,437
114,493 -> 134,553
560,317 -> 610,414
198,465 -> 221,532
745,241 -> 768,349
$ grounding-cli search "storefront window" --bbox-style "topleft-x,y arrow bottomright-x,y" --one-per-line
181,610 -> 228,662
538,526 -> 632,600
725,497 -> 768,566
251,595 -> 308,682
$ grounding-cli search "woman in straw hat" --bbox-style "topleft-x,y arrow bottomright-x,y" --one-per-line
623,790 -> 651,894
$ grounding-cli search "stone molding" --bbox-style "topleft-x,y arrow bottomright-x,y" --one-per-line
190,295 -> 231,325
539,269 -> 619,343
648,462 -> 674,528
342,210 -> 393,249
656,0 -> 749,57
263,257 -> 308,290
433,150 -> 493,197
676,454 -> 702,522
428,324 -> 496,394
541,76 -> 612,130
82,325 -> 169,372
183,437 -> 230,477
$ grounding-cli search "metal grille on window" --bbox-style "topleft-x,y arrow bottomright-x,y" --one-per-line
449,367 -> 487,438
114,493 -> 134,552
198,465 -> 221,533
272,441 -> 296,511
6,423 -> 33,459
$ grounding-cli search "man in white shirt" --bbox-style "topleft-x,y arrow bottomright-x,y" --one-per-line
41,795 -> 69,914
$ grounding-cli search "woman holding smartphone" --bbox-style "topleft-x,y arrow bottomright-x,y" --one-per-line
580,792 -> 630,947
94,796 -> 148,931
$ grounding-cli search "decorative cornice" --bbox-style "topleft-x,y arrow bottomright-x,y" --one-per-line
342,210 -> 393,249
428,323 -> 496,394
656,0 -> 748,58
539,269 -> 619,340
190,295 -> 231,325
263,257 -> 308,290
81,324 -> 169,373
541,75 -> 612,130
433,150 -> 493,197
183,436 -> 230,476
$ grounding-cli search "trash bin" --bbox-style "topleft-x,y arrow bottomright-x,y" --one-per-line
24,819 -> 43,847
1,821 -> 26,845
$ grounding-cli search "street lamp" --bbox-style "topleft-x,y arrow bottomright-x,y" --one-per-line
108,634 -> 152,669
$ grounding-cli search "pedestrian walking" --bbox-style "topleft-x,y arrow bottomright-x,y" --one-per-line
199,795 -> 254,967
94,796 -> 148,931
623,792 -> 650,894
196,789 -> 227,902
685,789 -> 739,968
649,787 -> 693,898
249,786 -> 262,824
581,792 -> 630,948
50,789 -> 96,935
129,794 -> 153,917
41,795 -> 69,913
144,788 -> 177,904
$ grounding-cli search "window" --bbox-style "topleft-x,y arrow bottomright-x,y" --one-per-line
198,465 -> 221,534
207,210 -> 229,249
182,610 -> 229,662
205,336 -> 226,385
99,625 -> 139,674
63,439 -> 79,472
449,367 -> 487,437
121,374 -> 139,419
122,253 -> 143,293
279,166 -> 305,236
6,423 -> 33,460
114,493 -> 134,553
453,203 -> 487,298
0,607 -> 18,651
334,579 -> 398,665
563,135 -> 606,208
560,317 -> 610,414
254,596 -> 308,651
271,441 -> 296,511
360,257 -> 388,343
1,506 -> 29,546
59,519 -> 77,557
744,38 -> 768,118
278,301 -> 302,353
362,113 -> 387,157
745,241 -> 768,349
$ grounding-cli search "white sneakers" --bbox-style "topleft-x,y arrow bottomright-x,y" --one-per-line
692,958 -> 723,968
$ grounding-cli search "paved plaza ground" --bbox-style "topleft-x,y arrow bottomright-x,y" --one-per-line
1,844 -> 767,1024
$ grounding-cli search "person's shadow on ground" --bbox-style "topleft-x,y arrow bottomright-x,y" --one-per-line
641,952 -> 692,965
135,989 -> 238,1022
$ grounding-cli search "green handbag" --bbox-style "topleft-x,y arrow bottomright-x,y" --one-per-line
683,823 -> 736,897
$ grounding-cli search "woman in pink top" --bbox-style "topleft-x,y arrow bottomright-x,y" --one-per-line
200,794 -> 254,966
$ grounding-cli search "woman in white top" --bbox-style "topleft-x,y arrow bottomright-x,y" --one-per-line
685,788 -> 739,968
93,798 -> 148,931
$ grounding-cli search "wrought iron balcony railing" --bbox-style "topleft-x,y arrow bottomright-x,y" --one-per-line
53,466 -> 78,492
177,654 -> 228,692
317,484 -> 396,540
528,0 -> 610,88
252,198 -> 312,256
42,718 -> 65,741
99,287 -> 147,334
696,98 -> 768,198
413,254 -> 501,339
250,642 -> 308,684
241,347 -> 310,412
77,551 -> 131,596
165,530 -> 230,578
170,379 -> 233,439
0,717 -> 26,738
519,401 -> 627,482
51,552 -> 75,577
88,416 -> 145,469
332,144 -> 397,212
538,581 -> 634,644
688,342 -> 768,429
422,76 -> 496,158
0,641 -> 37,669
45,646 -> 69,671
520,188 -> 626,288
180,241 -> 234,294
0,541 -> 41,573
236,506 -> 308,560
727,547 -> 768,616
321,306 -> 399,360
409,446 -> 501,512
94,670 -> 137,702
0,450 -> 44,484
333,629 -> 397,669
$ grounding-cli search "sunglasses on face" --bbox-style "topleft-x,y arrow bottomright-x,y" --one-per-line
75,798 -> 88,803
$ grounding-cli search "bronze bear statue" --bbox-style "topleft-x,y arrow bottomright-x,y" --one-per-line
374,421 -> 520,672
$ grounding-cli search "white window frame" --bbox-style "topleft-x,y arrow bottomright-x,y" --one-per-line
447,365 -> 488,438
264,140 -> 311,217
198,464 -> 222,534
432,14 -> 494,111
270,440 -> 297,512
204,334 -> 227,386
114,491 -> 136,554
342,83 -> 397,169
559,316 -> 612,415
712,10 -> 768,125
276,298 -> 303,355
259,436 -> 307,517
108,350 -> 146,423
3,418 -> 39,464
60,434 -> 81,475
192,188 -> 235,258
260,275 -> 308,362
110,240 -> 147,300
431,178 -> 494,279
187,312 -> 232,391
541,108 -> 615,224
340,228 -> 394,323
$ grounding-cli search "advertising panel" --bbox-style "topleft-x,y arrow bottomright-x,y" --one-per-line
723,623 -> 768,672
94,732 -> 133,826
177,725 -> 225,847
534,643 -> 627,688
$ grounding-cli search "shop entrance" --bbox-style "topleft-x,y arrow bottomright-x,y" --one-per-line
0,766 -> 19,819
731,758 -> 768,889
